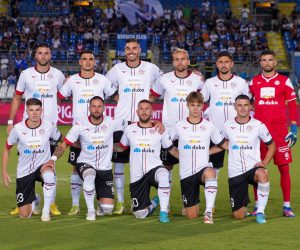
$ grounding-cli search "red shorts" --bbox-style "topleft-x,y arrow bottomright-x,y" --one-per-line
260,125 -> 292,166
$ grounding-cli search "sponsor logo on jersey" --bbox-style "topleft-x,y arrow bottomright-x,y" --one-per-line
170,97 -> 186,103
133,147 -> 154,153
23,148 -> 45,155
24,149 -> 32,154
32,93 -> 53,99
183,144 -> 205,150
123,87 -> 144,93
78,98 -> 86,104
258,100 -> 278,105
87,145 -> 95,150
232,144 -> 252,150
278,146 -> 289,153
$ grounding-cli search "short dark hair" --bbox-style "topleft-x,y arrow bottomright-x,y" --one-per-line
126,38 -> 139,45
90,96 -> 104,105
26,98 -> 42,107
138,99 -> 152,107
80,50 -> 95,58
260,50 -> 276,59
235,94 -> 251,102
186,91 -> 204,104
35,44 -> 51,52
217,51 -> 233,61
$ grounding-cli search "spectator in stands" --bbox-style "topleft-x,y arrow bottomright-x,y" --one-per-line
241,4 -> 250,24
104,3 -> 114,20
174,6 -> 183,21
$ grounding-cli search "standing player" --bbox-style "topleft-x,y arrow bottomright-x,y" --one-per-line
114,100 -> 171,223
58,50 -> 118,216
106,38 -> 162,214
150,48 -> 204,177
201,51 -> 250,174
2,98 -> 61,222
164,92 -> 226,223
249,50 -> 298,217
7,44 -> 65,216
211,95 -> 276,224
44,96 -> 115,221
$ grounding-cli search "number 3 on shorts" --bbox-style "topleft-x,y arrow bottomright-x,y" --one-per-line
16,193 -> 24,203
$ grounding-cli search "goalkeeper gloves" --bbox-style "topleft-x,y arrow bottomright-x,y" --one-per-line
285,124 -> 297,148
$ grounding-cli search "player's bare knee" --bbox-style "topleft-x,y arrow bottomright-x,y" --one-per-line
203,167 -> 216,179
19,207 -> 32,218
256,168 -> 268,183
133,209 -> 149,219
72,165 -> 78,174
185,207 -> 199,219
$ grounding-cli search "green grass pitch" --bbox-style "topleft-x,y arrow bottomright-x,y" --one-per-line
0,125 -> 299,250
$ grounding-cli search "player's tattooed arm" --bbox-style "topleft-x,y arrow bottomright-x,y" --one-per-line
168,147 -> 179,159
113,143 -> 126,152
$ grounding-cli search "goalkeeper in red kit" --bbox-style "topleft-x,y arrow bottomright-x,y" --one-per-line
249,50 -> 297,217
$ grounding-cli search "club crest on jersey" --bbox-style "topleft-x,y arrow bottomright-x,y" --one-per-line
149,129 -> 155,134
93,79 -> 99,84
39,129 -> 45,135
139,69 -> 145,75
246,126 -> 253,132
187,80 -> 192,86
199,125 -> 206,131
274,80 -> 280,85
230,82 -> 236,88
101,125 -> 107,131
47,74 -> 53,79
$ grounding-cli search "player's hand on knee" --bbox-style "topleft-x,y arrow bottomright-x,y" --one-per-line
2,172 -> 11,187
254,161 -> 266,168
285,124 -> 297,148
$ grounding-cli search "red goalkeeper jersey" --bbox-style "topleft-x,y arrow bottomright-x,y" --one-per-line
249,73 -> 297,126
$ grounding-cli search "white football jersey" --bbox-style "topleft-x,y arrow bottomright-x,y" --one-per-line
164,118 -> 224,180
106,61 -> 161,123
58,73 -> 116,124
120,122 -> 168,183
65,116 -> 117,171
223,118 -> 273,178
151,71 -> 203,129
15,66 -> 65,124
6,120 -> 61,178
201,75 -> 250,129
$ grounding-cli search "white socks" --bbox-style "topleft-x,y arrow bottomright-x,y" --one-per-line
71,173 -> 82,206
42,171 -> 56,215
257,182 -> 270,214
83,174 -> 96,213
114,163 -> 125,203
204,178 -> 218,214
156,168 -> 170,213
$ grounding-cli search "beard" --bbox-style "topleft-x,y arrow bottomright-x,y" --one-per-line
263,67 -> 275,73
139,116 -> 151,123
90,113 -> 102,120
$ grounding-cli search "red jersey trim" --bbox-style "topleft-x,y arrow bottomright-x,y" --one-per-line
150,89 -> 160,97
15,90 -> 24,95
57,91 -> 65,99
64,138 -> 74,146
119,142 -> 129,150
6,141 -> 13,150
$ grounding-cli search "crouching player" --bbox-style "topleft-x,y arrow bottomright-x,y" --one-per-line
114,100 -> 171,223
2,98 -> 62,222
44,96 -> 115,220
164,92 -> 226,223
211,95 -> 276,224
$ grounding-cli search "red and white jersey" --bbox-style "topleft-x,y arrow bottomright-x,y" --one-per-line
6,120 -> 61,178
65,116 -> 117,171
223,118 -> 273,178
151,71 -> 203,129
15,66 -> 65,124
58,73 -> 116,124
201,75 -> 250,129
120,122 -> 168,183
106,61 -> 161,123
249,73 -> 296,126
164,118 -> 224,180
